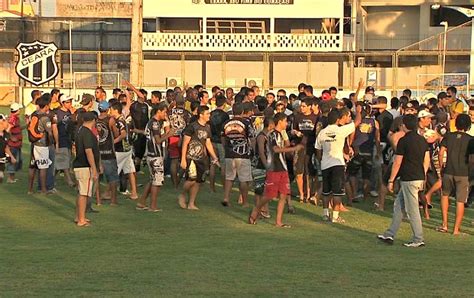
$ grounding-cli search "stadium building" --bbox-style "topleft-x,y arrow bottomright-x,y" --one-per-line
0,0 -> 473,104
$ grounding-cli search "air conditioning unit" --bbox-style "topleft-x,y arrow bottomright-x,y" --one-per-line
245,78 -> 263,88
166,77 -> 182,89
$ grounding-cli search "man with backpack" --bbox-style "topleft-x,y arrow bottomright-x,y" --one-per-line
27,95 -> 53,194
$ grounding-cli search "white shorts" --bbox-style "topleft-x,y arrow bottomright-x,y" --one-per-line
33,145 -> 52,170
116,151 -> 136,174
147,157 -> 164,186
74,167 -> 94,197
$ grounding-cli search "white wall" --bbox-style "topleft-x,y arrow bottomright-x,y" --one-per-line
143,0 -> 343,19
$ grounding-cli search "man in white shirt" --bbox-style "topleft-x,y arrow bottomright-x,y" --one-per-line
315,107 -> 361,223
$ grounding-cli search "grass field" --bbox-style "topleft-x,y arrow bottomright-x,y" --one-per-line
0,109 -> 473,296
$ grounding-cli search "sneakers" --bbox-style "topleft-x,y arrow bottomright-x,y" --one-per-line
322,215 -> 331,222
370,190 -> 379,197
377,234 -> 394,245
120,190 -> 131,196
403,241 -> 425,248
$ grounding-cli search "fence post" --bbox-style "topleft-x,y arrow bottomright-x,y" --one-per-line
392,52 -> 398,96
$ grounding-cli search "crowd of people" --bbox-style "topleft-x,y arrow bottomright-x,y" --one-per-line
0,80 -> 472,246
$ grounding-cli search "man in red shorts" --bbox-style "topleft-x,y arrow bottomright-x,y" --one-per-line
249,113 -> 303,228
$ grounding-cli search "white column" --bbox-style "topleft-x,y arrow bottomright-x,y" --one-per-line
270,17 -> 275,50
203,17 -> 207,50
130,0 -> 143,86
470,21 -> 474,90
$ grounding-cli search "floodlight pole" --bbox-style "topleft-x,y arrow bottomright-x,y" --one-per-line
440,21 -> 448,88
433,5 -> 474,88
68,20 -> 73,89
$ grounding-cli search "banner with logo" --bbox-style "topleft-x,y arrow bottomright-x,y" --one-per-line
15,41 -> 59,86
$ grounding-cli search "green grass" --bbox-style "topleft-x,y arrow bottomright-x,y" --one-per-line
0,107 -> 473,296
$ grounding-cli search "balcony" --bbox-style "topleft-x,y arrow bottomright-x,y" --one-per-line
142,32 -> 342,52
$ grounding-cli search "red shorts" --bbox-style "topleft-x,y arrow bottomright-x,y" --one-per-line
168,136 -> 181,159
264,171 -> 290,199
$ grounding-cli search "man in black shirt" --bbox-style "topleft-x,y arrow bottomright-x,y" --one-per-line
137,103 -> 175,212
291,97 -> 318,204
73,112 -> 99,227
438,114 -> 474,235
209,95 -> 229,192
130,91 -> 149,173
97,101 -> 119,206
55,94 -> 75,187
221,103 -> 252,207
378,114 -> 430,247
179,105 -> 219,210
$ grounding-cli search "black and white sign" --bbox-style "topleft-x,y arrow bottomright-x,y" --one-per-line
15,40 -> 59,86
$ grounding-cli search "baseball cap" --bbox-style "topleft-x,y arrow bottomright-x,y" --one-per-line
82,111 -> 97,122
0,113 -> 6,120
80,94 -> 94,105
59,94 -> 73,103
402,102 -> 416,110
365,86 -> 375,93
10,102 -> 23,112
438,91 -> 448,100
98,100 -> 110,112
418,110 -> 434,118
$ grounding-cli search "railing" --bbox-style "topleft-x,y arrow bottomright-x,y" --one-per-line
143,32 -> 342,52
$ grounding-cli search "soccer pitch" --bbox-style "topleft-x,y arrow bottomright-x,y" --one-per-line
1,157 -> 473,296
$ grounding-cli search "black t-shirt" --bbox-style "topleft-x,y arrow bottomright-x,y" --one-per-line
395,131 -> 429,181
353,117 -> 376,154
183,121 -> 211,161
440,132 -> 473,176
376,110 -> 393,143
267,130 -> 287,172
97,116 -> 115,160
145,117 -> 164,158
130,101 -> 149,130
73,126 -> 99,169
293,112 -> 318,153
114,117 -> 132,152
222,117 -> 251,159
210,109 -> 229,143
55,108 -> 72,148
168,107 -> 192,136
189,114 -> 198,124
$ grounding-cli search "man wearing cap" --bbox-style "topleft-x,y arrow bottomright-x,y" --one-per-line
97,101 -> 120,206
28,94 -> 53,195
71,94 -> 95,139
55,94 -> 76,187
6,102 -> 23,183
73,112 -> 100,227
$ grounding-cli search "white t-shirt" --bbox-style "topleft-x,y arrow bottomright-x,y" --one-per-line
388,108 -> 400,119
315,123 -> 355,170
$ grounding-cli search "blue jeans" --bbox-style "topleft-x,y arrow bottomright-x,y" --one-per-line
6,147 -> 22,174
384,180 -> 424,243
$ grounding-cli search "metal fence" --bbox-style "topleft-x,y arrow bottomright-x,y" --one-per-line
0,47 -> 472,105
